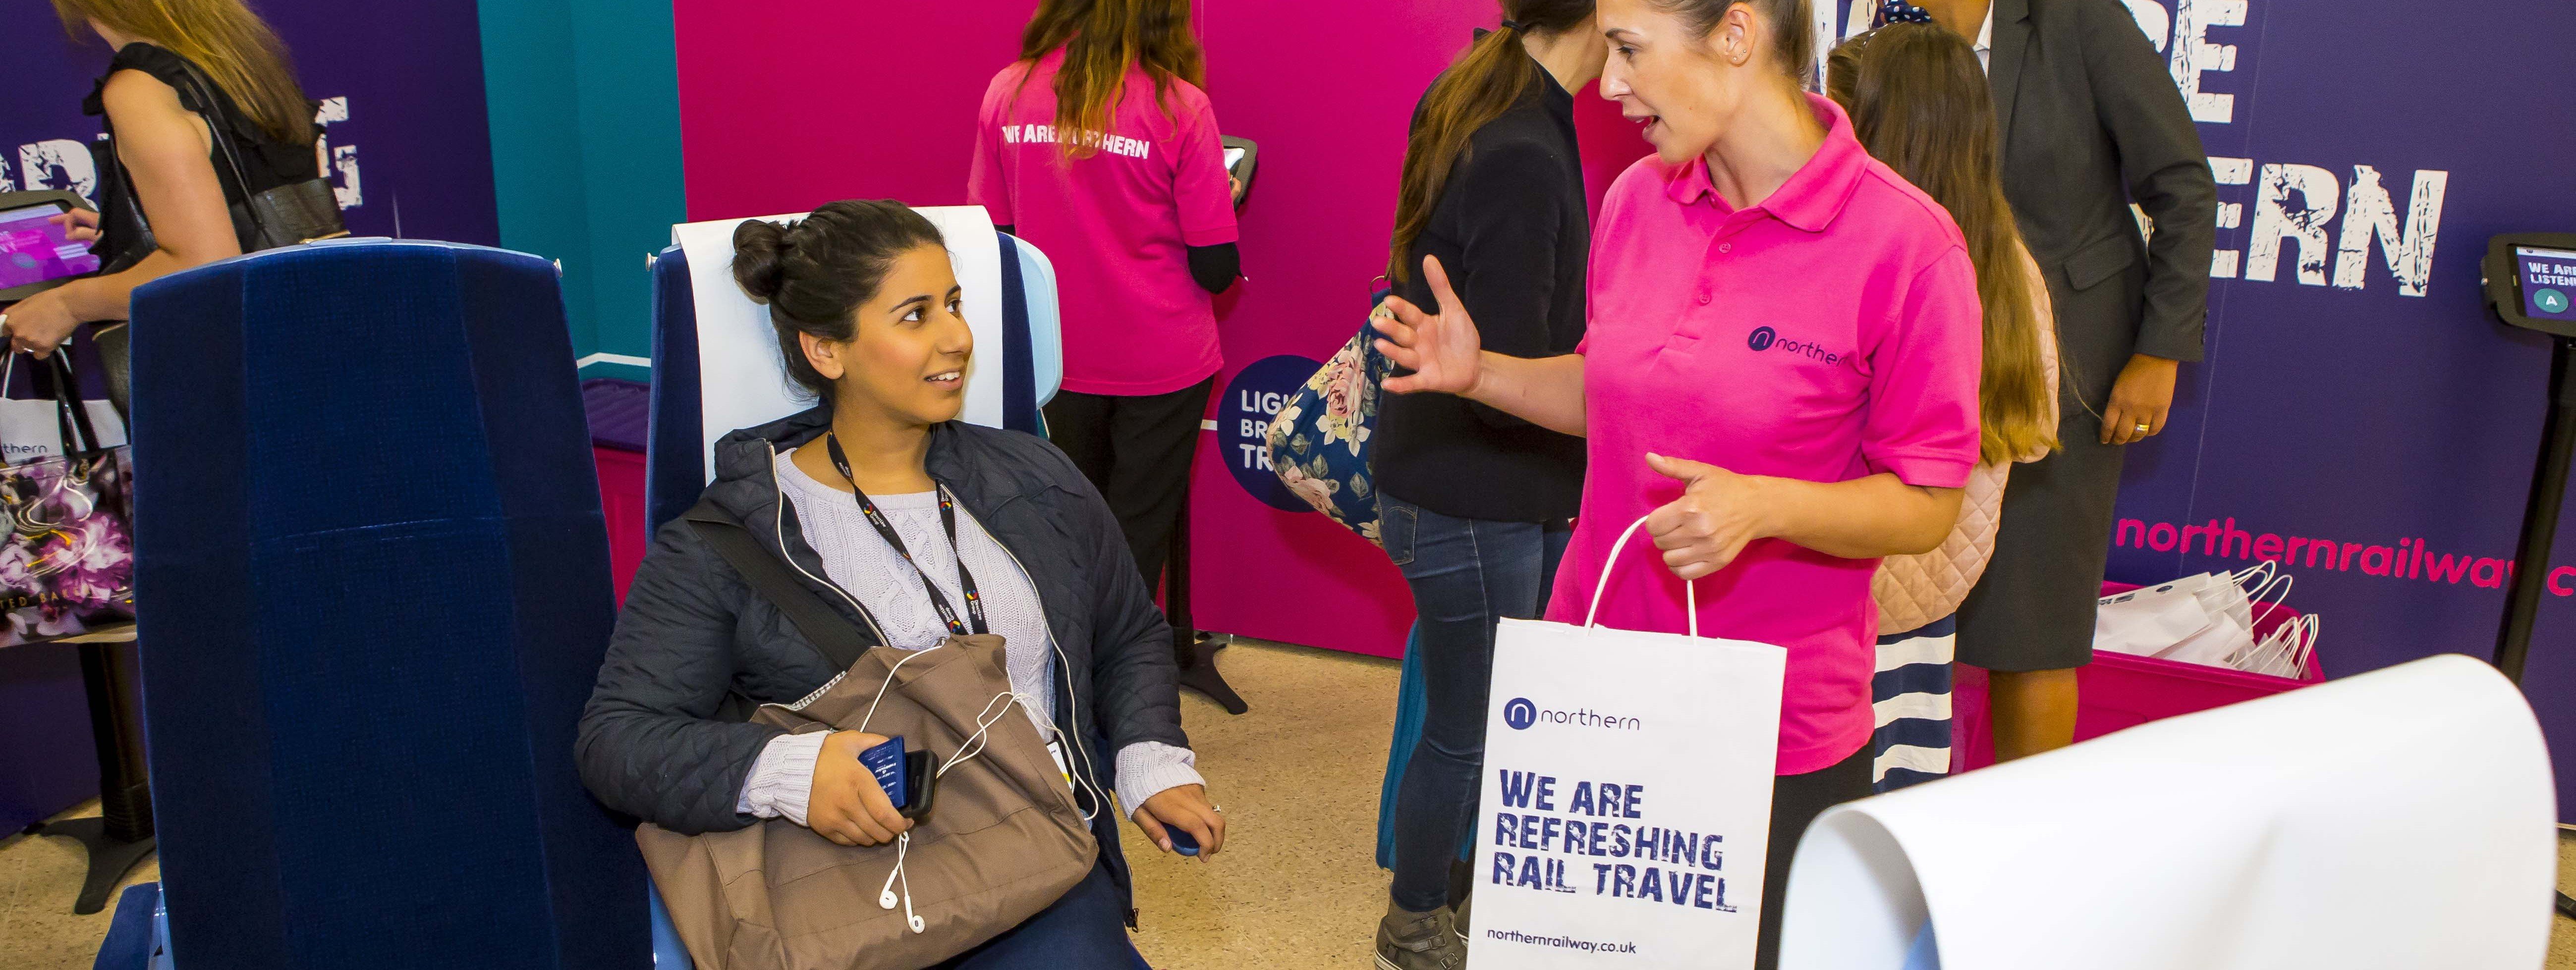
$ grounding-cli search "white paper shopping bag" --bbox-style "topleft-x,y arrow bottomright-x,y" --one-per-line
1470,518 -> 1789,970
2092,581 -> 2213,657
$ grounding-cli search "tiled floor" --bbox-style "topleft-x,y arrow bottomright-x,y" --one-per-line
0,802 -> 161,970
4,639 -> 2572,969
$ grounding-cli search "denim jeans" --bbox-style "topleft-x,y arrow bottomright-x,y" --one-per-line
934,862 -> 1142,969
1380,494 -> 1571,913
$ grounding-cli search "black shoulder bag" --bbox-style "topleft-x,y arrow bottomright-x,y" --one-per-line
156,58 -> 347,253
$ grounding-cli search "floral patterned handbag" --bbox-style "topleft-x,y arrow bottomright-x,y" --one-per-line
0,352 -> 134,647
1264,312 -> 1395,545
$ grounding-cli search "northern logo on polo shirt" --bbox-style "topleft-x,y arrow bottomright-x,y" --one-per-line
1745,326 -> 1843,366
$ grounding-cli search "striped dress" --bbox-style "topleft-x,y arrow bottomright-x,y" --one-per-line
1870,615 -> 1955,792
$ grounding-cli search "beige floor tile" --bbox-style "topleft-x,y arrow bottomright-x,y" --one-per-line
1127,639 -> 1401,970
0,801 -> 163,970
2554,837 -> 2576,969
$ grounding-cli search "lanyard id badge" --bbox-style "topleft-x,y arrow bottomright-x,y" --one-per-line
824,433 -> 989,637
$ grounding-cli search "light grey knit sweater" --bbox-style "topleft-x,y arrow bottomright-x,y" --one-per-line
733,453 -> 1203,824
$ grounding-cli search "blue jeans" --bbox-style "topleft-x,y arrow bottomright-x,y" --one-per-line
934,862 -> 1144,969
1380,494 -> 1571,913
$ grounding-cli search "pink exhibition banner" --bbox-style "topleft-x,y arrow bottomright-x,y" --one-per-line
672,0 -> 1649,659
1186,3 -> 1651,657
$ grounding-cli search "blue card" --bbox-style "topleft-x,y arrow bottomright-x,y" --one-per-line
858,735 -> 907,809
1902,918 -> 1940,970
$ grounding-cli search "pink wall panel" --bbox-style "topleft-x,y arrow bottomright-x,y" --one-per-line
1186,3 -> 1651,656
671,0 -> 1651,657
672,0 -> 1028,219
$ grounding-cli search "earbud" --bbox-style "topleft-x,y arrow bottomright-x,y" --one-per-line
880,887 -> 899,909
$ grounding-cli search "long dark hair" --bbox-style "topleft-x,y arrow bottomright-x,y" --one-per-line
731,200 -> 948,404
54,0 -> 316,147
1829,24 -> 2056,464
1017,0 -> 1207,160
1388,0 -> 1595,282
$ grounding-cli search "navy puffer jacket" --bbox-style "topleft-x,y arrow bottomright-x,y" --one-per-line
576,408 -> 1184,916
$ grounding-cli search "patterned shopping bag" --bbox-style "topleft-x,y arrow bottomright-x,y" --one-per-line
0,349 -> 134,647
1264,314 -> 1394,545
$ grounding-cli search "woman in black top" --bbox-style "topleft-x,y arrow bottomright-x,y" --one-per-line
4,0 -> 323,376
1367,3 -> 1600,968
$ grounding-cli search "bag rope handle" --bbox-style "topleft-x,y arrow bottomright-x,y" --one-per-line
1584,516 -> 1699,640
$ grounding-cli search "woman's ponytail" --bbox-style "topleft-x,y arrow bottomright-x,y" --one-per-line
1388,0 -> 1596,282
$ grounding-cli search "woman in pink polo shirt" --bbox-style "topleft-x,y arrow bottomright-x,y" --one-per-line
1372,0 -> 1981,965
969,0 -> 1241,595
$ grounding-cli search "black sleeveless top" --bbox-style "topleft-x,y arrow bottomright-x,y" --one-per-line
83,44 -> 320,259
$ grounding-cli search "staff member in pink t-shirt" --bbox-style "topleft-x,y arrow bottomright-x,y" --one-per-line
969,0 -> 1241,594
1372,1 -> 1980,966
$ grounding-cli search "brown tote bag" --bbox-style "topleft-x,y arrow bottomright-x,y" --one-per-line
639,633 -> 1098,970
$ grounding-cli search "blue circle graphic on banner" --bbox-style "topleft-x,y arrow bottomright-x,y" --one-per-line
1505,698 -> 1537,730
1219,354 -> 1325,513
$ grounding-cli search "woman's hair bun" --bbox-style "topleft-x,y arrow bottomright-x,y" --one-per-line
725,199 -> 946,405
730,218 -> 793,303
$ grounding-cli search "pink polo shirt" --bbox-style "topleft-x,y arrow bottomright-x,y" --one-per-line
1547,95 -> 1983,775
968,51 -> 1239,396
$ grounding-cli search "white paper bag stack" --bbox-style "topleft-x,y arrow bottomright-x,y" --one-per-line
2093,562 -> 2317,677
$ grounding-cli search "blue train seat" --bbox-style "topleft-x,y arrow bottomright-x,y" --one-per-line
124,239 -> 653,970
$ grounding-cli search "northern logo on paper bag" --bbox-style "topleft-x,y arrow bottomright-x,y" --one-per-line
1502,698 -> 1642,731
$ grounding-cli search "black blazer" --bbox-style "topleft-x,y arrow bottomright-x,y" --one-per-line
1373,60 -> 1588,524
1990,0 -> 2217,401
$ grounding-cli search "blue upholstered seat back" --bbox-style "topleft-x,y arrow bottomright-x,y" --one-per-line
128,240 -> 648,970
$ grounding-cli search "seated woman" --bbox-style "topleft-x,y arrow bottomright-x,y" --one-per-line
577,200 -> 1224,968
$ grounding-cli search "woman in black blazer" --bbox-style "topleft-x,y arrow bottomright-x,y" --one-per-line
1365,3 -> 1601,968
1910,0 -> 2217,758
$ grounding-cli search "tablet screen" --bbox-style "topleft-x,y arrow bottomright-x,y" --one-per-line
2517,246 -> 2576,322
1224,146 -> 1246,171
0,204 -> 100,293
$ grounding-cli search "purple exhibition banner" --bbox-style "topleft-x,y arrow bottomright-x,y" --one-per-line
0,2 -> 498,830
1832,0 -> 2576,815
0,1 -> 498,247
